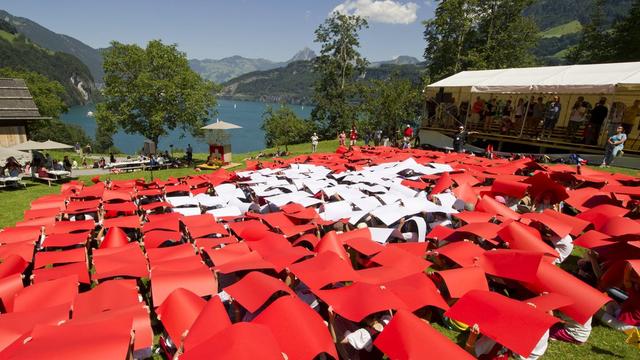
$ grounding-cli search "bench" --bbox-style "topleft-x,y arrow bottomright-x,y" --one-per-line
0,177 -> 26,189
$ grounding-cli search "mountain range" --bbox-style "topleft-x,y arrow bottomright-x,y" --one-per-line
0,0 -> 635,103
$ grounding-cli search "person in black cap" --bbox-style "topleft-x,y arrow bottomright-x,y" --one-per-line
453,126 -> 476,153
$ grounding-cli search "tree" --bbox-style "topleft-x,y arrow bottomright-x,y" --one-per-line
423,0 -> 478,81
565,0 -> 613,64
362,75 -> 421,140
469,0 -> 539,69
311,13 -> 368,136
95,40 -> 218,147
262,106 -> 312,151
423,0 -> 539,79
608,0 -> 640,62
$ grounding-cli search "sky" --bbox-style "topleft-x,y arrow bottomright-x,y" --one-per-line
1,0 -> 437,62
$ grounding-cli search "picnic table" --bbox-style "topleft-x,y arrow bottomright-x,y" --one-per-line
0,176 -> 26,189
105,160 -> 151,173
33,170 -> 73,186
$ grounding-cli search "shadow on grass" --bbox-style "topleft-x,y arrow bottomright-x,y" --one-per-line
590,345 -> 624,358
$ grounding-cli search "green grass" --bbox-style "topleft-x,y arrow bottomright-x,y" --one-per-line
2,139 -> 640,358
0,30 -> 16,42
540,20 -> 583,38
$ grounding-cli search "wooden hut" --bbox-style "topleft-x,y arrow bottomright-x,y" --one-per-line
0,78 -> 48,147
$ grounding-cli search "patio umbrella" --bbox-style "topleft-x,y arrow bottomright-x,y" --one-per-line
201,119 -> 242,130
0,146 -> 31,164
40,140 -> 74,150
9,140 -> 46,151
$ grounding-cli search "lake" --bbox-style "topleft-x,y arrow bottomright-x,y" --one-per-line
61,99 -> 313,154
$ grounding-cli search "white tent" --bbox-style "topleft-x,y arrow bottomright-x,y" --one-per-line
428,61 -> 640,94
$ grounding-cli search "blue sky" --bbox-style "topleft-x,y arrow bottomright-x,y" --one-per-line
2,0 -> 437,61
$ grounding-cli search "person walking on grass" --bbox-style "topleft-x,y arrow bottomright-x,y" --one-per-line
600,126 -> 627,168
452,126 -> 477,153
349,126 -> 358,147
402,124 -> 414,149
186,144 -> 193,166
311,132 -> 319,153
338,131 -> 346,146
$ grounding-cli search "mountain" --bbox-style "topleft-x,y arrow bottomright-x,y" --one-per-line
0,10 -> 104,83
220,60 -> 424,104
0,17 -> 95,105
524,0 -> 635,64
190,47 -> 317,84
287,47 -> 316,62
371,56 -> 420,67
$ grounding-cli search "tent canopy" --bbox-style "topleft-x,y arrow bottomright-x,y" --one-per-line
10,140 -> 72,151
428,61 -> 640,94
41,140 -> 73,150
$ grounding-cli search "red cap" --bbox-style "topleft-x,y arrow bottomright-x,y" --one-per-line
314,282 -> 407,322
374,309 -> 474,360
253,296 -> 338,360
100,227 -> 129,249
156,288 -> 206,346
436,267 -> 489,298
224,271 -> 293,313
445,290 -> 558,357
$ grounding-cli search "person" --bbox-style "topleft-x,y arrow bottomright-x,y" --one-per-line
74,142 -> 81,154
514,98 -> 525,134
44,153 -> 53,169
539,96 -> 561,140
109,152 -> 116,164
483,98 -> 496,131
349,126 -> 358,147
600,125 -> 627,168
311,132 -> 319,153
402,125 -> 413,149
85,143 -> 92,154
587,97 -> 608,145
3,157 -> 22,177
62,156 -> 72,172
186,144 -> 193,165
566,97 -> 587,142
500,99 -> 514,134
470,97 -> 484,129
338,131 -> 346,146
621,99 -> 640,135
529,97 -> 545,136
374,129 -> 382,146
452,126 -> 476,153
98,157 -> 106,168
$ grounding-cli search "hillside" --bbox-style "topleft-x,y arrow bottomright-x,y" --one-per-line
220,61 -> 424,104
190,47 -> 317,84
0,23 -> 95,106
525,0 -> 635,64
0,10 -> 104,83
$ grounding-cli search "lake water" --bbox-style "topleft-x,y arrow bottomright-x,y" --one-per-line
61,99 -> 313,154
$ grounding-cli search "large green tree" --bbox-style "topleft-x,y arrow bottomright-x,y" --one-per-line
262,106 -> 312,151
311,13 -> 368,135
602,0 -> 640,62
565,0 -> 613,64
362,75 -> 421,139
423,0 -> 478,81
424,0 -> 539,80
95,40 -> 218,147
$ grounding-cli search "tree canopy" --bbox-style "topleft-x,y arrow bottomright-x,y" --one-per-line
362,75 -> 421,139
424,0 -> 539,81
95,40 -> 218,147
311,12 -> 368,135
262,105 -> 312,151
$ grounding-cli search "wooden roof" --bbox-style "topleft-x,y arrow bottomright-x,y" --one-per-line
0,78 -> 47,121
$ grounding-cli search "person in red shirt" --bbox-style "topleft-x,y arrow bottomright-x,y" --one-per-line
402,125 -> 414,149
349,126 -> 358,147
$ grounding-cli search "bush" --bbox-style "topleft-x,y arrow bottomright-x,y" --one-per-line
262,105 -> 313,151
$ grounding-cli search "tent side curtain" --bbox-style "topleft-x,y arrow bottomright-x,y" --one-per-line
427,61 -> 640,95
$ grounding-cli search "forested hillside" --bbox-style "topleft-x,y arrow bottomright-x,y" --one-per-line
220,61 -> 424,104
0,21 -> 95,106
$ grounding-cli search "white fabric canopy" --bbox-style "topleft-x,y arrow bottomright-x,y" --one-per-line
428,61 -> 640,94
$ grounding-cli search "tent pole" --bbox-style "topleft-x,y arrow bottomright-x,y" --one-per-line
518,95 -> 531,138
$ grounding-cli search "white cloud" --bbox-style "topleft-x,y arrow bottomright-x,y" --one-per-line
332,0 -> 419,25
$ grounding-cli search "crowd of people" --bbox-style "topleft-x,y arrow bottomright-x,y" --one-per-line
439,96 -> 640,146
332,124 -> 416,152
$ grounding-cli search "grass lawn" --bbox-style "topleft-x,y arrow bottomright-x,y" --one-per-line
540,20 -> 583,38
1,139 -> 639,358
